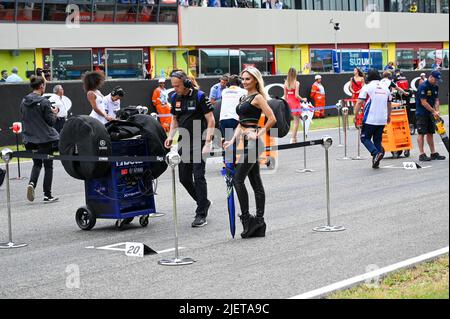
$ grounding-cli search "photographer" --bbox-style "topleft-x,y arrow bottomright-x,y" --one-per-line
104,86 -> 125,120
20,75 -> 59,203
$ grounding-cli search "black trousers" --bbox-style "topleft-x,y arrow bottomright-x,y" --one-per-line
25,142 -> 54,197
233,138 -> 265,218
54,117 -> 66,133
178,160 -> 209,216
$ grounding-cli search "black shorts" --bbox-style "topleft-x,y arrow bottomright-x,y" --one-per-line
416,115 -> 435,135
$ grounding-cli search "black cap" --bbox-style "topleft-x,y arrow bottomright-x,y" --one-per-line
367,68 -> 381,82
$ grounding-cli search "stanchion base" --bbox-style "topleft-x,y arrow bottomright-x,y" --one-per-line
0,242 -> 28,249
351,156 -> 365,161
9,177 -> 28,181
296,168 -> 315,173
158,257 -> 195,266
337,157 -> 352,161
313,225 -> 346,232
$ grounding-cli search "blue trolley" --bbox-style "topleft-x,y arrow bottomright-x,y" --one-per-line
75,136 -> 157,230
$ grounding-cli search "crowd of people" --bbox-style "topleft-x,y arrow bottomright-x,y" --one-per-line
0,65 -> 446,240
178,0 -> 285,9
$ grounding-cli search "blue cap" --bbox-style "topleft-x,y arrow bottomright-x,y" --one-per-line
431,70 -> 442,82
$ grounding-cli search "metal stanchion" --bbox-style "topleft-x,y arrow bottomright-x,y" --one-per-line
0,148 -> 28,249
336,101 -> 343,147
296,114 -> 314,173
352,125 -> 365,160
338,106 -> 351,160
313,137 -> 345,233
158,151 -> 194,266
9,122 -> 27,180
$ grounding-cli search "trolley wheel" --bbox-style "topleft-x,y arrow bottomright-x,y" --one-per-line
75,206 -> 96,231
123,217 -> 134,225
266,157 -> 276,170
139,215 -> 149,227
404,150 -> 411,158
391,151 -> 402,159
115,219 -> 127,230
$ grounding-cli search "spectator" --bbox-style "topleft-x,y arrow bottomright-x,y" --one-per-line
209,74 -> 229,107
6,67 -> 23,83
0,70 -> 7,82
188,74 -> 200,89
49,85 -> 72,133
262,0 -> 271,8
384,62 -> 395,71
274,0 -> 283,9
83,71 -> 112,124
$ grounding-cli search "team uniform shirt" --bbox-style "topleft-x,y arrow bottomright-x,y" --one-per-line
358,80 -> 392,126
415,80 -> 439,116
209,83 -> 225,102
170,89 -> 214,155
219,86 -> 247,121
48,94 -> 72,118
380,78 -> 396,90
103,93 -> 121,119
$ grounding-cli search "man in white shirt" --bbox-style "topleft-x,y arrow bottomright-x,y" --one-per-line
49,85 -> 72,133
219,75 -> 247,140
104,86 -> 125,120
354,69 -> 392,169
5,67 -> 23,83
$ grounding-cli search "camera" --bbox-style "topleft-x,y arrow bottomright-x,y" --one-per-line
36,68 -> 51,77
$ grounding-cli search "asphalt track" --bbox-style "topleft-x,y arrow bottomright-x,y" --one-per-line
0,121 -> 448,299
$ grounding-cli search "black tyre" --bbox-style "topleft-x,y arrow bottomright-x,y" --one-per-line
115,219 -> 126,230
75,206 -> 96,231
139,215 -> 149,227
123,217 -> 134,225
404,150 -> 411,158
392,151 -> 402,159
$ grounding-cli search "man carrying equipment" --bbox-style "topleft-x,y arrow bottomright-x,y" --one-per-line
415,70 -> 446,161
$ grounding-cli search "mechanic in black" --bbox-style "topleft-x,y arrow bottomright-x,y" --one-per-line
415,70 -> 446,162
21,75 -> 59,203
165,71 -> 216,227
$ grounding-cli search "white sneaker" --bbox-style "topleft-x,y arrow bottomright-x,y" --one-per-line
27,183 -> 35,202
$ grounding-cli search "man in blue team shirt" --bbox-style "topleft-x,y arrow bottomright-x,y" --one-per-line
209,74 -> 229,107
415,70 -> 446,162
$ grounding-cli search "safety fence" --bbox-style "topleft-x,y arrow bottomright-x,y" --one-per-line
0,135 -> 345,265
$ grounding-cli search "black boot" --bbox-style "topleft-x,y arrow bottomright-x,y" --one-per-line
240,213 -> 254,238
248,217 -> 266,238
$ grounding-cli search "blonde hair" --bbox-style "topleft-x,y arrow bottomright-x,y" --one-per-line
241,67 -> 267,100
188,75 -> 200,89
285,67 -> 297,90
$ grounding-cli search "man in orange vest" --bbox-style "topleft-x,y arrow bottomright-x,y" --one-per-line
310,74 -> 326,118
152,78 -> 172,132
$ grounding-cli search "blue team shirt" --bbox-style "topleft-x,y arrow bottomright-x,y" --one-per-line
209,83 -> 224,101
416,80 -> 439,116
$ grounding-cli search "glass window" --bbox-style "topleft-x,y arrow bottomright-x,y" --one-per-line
154,48 -> 190,78
106,49 -> 144,79
51,49 -> 92,80
116,0 -> 138,22
240,49 -> 268,75
276,48 -> 301,74
43,0 -> 69,22
310,49 -> 333,73
0,0 -> 17,21
441,0 -> 449,12
419,48 -> 437,69
159,2 -> 178,23
199,49 -> 230,77
93,0 -> 115,22
17,0 -> 42,22
396,49 -> 416,70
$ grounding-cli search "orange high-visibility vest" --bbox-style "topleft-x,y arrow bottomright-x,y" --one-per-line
310,82 -> 326,118
152,87 -> 172,132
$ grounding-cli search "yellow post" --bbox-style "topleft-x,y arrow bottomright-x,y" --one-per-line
35,49 -> 44,69
300,44 -> 310,74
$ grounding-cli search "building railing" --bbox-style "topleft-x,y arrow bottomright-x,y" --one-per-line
0,0 -> 178,24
